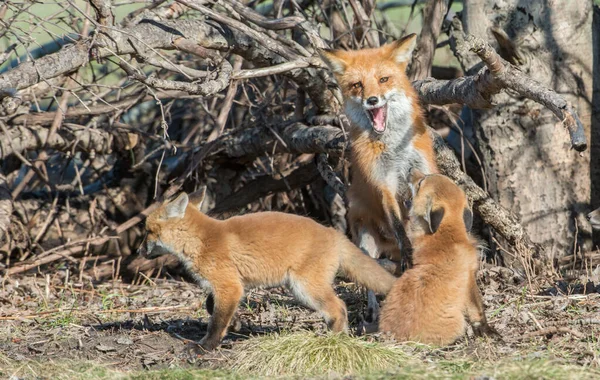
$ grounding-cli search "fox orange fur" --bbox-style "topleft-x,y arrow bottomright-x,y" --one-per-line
320,34 -> 439,318
140,188 -> 396,351
379,171 -> 494,346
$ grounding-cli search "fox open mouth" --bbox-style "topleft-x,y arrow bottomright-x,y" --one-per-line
366,105 -> 388,134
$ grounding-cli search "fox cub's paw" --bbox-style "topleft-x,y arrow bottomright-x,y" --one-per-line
472,322 -> 502,340
198,336 -> 221,352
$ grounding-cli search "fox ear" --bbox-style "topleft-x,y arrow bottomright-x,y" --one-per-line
390,33 -> 417,64
424,196 -> 444,234
164,192 -> 189,219
408,168 -> 425,197
319,48 -> 348,75
463,208 -> 473,232
410,168 -> 425,184
188,186 -> 207,211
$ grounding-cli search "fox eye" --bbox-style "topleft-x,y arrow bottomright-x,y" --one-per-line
379,77 -> 389,83
352,82 -> 362,89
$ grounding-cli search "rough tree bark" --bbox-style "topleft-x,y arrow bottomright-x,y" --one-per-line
460,0 -> 594,256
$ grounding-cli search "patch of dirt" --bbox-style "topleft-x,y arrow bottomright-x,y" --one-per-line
1,265 -> 599,372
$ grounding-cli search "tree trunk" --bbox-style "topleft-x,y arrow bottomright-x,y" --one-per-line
461,0 -> 594,256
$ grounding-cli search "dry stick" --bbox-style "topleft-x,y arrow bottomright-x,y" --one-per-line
212,56 -> 244,141
516,326 -> 585,341
219,0 -> 311,57
232,60 -> 315,80
347,0 -> 378,48
9,91 -> 184,126
408,0 -> 449,80
173,0 -> 300,61
0,305 -> 195,320
223,0 -> 305,30
316,154 -> 347,202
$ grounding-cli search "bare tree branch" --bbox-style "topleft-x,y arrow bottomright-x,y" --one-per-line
409,0 -> 449,80
0,124 -> 120,158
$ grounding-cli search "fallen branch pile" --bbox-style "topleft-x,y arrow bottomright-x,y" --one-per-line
0,0 -> 586,279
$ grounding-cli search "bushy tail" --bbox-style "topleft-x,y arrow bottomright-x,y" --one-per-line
339,239 -> 396,295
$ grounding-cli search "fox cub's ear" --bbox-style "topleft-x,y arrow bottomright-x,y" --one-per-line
164,192 -> 189,219
463,208 -> 473,232
319,48 -> 348,75
424,196 -> 444,234
390,33 -> 417,64
188,186 -> 207,211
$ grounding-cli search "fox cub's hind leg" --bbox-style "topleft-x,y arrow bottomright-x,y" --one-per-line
287,278 -> 348,332
199,278 -> 243,351
465,277 -> 499,338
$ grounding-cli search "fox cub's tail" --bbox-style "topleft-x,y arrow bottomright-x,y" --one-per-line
339,239 -> 396,295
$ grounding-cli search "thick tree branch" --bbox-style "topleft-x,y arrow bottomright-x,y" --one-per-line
211,162 -> 319,214
0,124 -> 119,158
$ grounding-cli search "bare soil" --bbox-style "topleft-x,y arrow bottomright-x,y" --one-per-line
1,264 -> 599,374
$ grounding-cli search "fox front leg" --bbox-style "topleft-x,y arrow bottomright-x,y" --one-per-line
355,225 -> 382,323
380,187 -> 413,265
465,277 -> 500,339
199,281 -> 243,351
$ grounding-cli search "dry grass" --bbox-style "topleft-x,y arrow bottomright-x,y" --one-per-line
227,331 -> 409,376
2,334 -> 599,380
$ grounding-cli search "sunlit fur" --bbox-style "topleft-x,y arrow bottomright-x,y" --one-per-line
142,190 -> 396,351
320,35 -> 438,263
379,172 -> 493,346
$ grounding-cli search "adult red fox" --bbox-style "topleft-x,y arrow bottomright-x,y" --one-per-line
139,188 -> 395,351
379,171 -> 494,345
320,34 -> 439,318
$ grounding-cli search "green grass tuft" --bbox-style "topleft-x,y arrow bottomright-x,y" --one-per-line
227,331 -> 408,377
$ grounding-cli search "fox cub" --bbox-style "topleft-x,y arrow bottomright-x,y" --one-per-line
379,171 -> 494,346
320,34 -> 439,319
140,188 -> 396,351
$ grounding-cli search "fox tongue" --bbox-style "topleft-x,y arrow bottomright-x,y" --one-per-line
370,106 -> 387,132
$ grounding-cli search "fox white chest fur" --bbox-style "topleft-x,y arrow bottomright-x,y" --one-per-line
345,89 -> 433,197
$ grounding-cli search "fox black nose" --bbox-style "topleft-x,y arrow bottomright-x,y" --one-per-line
587,213 -> 592,221
366,96 -> 379,106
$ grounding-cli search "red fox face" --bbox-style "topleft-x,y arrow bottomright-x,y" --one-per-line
139,188 -> 206,259
408,170 -> 473,235
588,207 -> 600,230
320,34 -> 417,135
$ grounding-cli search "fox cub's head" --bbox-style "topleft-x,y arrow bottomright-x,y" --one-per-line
319,34 -> 417,135
408,170 -> 473,236
139,188 -> 207,259
588,207 -> 600,230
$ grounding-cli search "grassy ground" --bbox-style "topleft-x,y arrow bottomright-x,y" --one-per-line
1,265 -> 599,379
